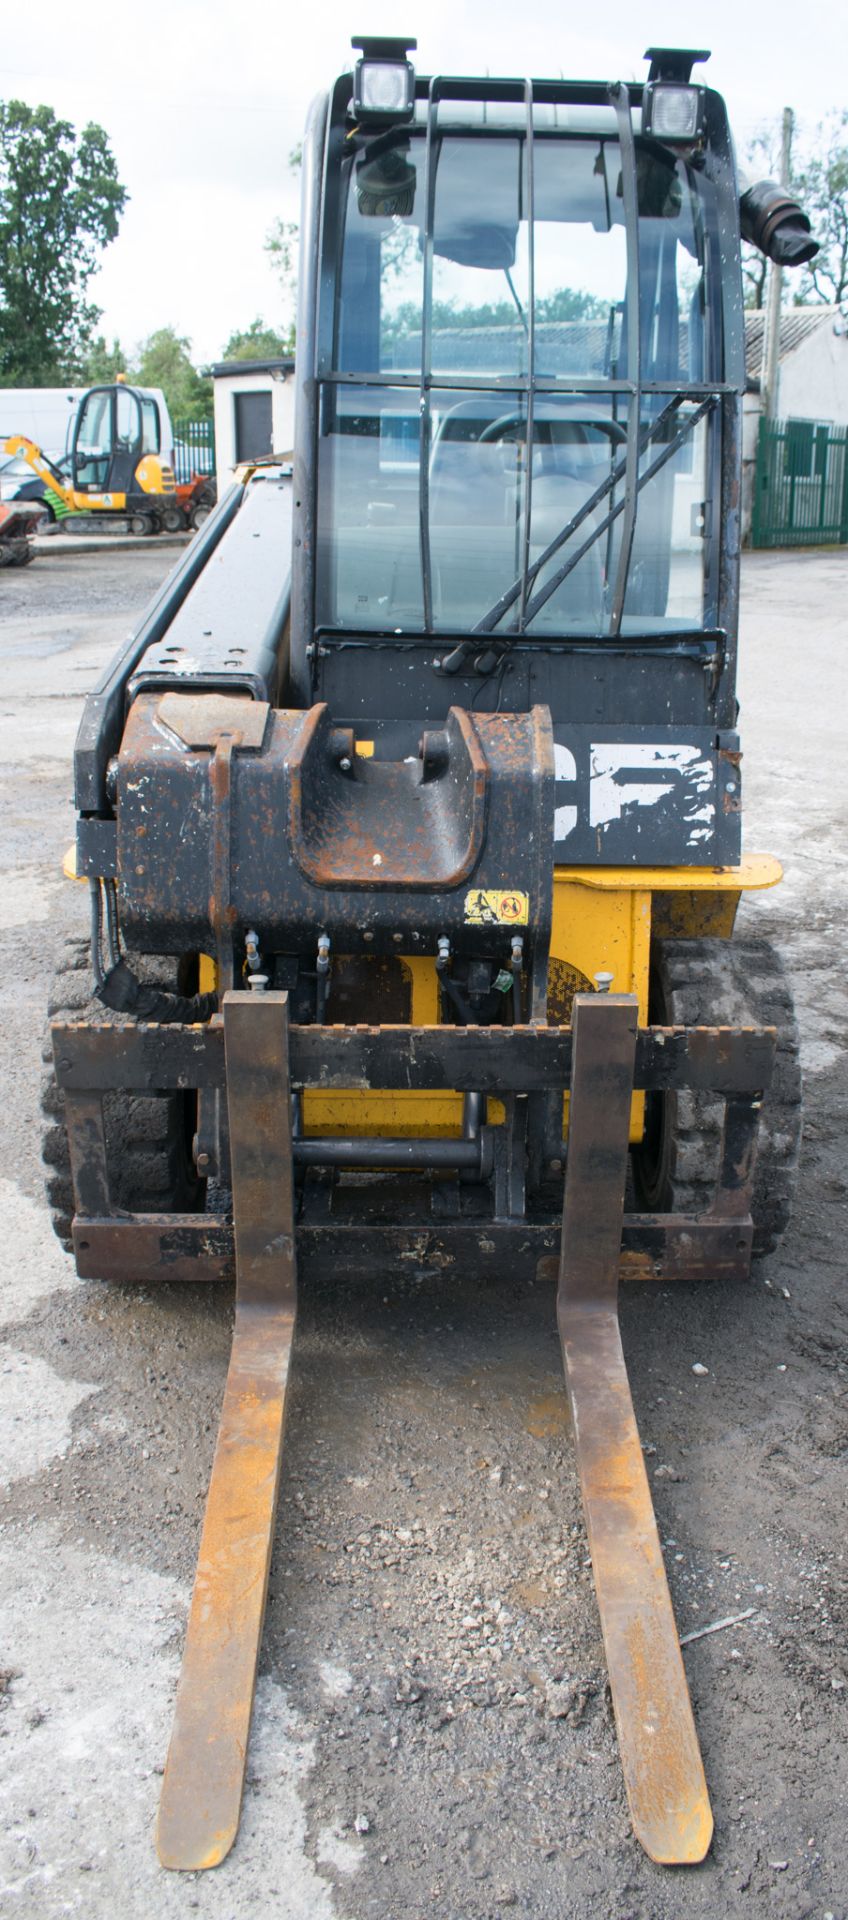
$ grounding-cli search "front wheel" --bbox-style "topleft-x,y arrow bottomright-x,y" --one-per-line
632,936 -> 802,1257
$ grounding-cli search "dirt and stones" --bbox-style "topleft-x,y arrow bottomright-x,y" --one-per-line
0,544 -> 845,1919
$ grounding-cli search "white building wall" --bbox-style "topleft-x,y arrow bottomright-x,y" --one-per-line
777,323 -> 848,426
212,369 -> 295,483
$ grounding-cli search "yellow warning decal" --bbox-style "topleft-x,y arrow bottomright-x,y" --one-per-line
464,888 -> 529,926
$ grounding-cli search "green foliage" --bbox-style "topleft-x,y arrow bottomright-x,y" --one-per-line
742,112 -> 848,311
0,100 -> 126,383
221,318 -> 293,361
264,145 -> 303,342
383,285 -> 607,347
794,111 -> 848,307
134,326 -> 212,419
80,333 -> 128,382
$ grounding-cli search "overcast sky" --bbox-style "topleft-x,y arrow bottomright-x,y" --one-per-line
2,0 -> 843,365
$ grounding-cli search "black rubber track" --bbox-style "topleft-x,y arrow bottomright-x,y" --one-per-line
41,934 -> 204,1250
632,935 -> 802,1258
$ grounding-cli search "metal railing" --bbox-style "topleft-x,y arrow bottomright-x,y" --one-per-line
171,417 -> 215,484
752,415 -> 848,547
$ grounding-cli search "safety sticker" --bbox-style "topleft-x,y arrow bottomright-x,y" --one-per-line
464,888 -> 529,926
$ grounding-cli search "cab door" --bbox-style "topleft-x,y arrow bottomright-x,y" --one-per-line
72,387 -> 114,494
109,386 -> 144,494
71,386 -> 144,499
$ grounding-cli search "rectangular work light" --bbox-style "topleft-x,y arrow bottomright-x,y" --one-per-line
643,82 -> 705,144
352,34 -> 416,124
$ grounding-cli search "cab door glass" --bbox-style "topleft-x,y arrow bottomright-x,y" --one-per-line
116,386 -> 141,451
141,397 -> 161,453
74,390 -> 112,490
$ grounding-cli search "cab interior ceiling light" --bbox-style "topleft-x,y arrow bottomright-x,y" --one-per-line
351,34 -> 417,124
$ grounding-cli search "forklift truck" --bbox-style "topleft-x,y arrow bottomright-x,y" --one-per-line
43,38 -> 816,1872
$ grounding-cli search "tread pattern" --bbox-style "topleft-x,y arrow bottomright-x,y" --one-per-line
41,935 -> 202,1249
634,936 -> 802,1257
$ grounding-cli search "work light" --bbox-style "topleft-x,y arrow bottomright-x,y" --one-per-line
642,82 -> 705,145
352,35 -> 416,124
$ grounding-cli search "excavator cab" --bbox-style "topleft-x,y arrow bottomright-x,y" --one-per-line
43,38 -> 816,1879
71,383 -> 162,496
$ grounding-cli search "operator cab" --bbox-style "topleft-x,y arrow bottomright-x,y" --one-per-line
72,383 -> 168,495
293,44 -> 747,721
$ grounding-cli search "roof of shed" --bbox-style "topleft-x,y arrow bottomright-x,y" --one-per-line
744,305 -> 837,378
208,357 -> 295,378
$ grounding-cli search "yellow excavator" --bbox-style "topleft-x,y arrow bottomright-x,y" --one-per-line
5,379 -> 178,535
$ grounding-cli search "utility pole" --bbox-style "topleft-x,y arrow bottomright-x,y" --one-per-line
761,107 -> 794,420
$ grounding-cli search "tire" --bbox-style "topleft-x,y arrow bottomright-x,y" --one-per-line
0,537 -> 32,566
130,513 -> 155,537
161,505 -> 186,533
633,936 -> 802,1258
41,935 -> 204,1251
189,501 -> 212,531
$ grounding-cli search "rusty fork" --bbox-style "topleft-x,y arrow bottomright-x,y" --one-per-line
157,991 -> 296,1871
544,992 -> 713,1865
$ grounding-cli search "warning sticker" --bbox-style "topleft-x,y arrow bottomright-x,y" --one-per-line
464,888 -> 529,927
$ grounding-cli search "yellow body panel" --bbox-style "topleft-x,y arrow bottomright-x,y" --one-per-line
197,856 -> 781,1145
136,455 -> 176,495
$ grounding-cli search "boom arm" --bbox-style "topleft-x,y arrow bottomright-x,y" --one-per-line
4,435 -> 74,509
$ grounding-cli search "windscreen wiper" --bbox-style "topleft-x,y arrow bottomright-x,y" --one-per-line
519,393 -> 715,631
437,394 -> 686,672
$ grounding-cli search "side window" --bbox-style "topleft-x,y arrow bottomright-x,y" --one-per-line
141,398 -> 160,452
116,386 -> 139,448
76,390 -> 111,452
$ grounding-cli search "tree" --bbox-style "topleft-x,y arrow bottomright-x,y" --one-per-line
794,111 -> 848,307
382,286 -> 606,351
80,333 -> 128,383
0,101 -> 126,382
741,111 -> 848,311
264,144 -> 303,347
740,123 -> 784,310
221,319 -> 292,361
134,326 -> 212,420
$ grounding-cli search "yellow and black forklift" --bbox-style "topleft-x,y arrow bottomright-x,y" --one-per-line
42,37 -> 819,1878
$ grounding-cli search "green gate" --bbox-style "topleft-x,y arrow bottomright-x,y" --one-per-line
752,416 -> 848,548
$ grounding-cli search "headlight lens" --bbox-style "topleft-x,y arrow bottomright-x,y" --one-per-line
358,61 -> 411,116
647,85 -> 701,141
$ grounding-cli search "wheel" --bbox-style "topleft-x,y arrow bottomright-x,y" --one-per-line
632,936 -> 802,1257
130,513 -> 155,537
189,500 -> 212,531
161,504 -> 186,533
41,935 -> 204,1250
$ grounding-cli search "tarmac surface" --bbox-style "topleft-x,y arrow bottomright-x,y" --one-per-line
0,543 -> 846,1919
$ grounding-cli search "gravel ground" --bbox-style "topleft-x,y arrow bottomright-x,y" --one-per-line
0,543 -> 846,1920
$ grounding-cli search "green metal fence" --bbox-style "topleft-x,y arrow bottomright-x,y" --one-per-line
752,416 -> 848,548
171,416 -> 215,484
